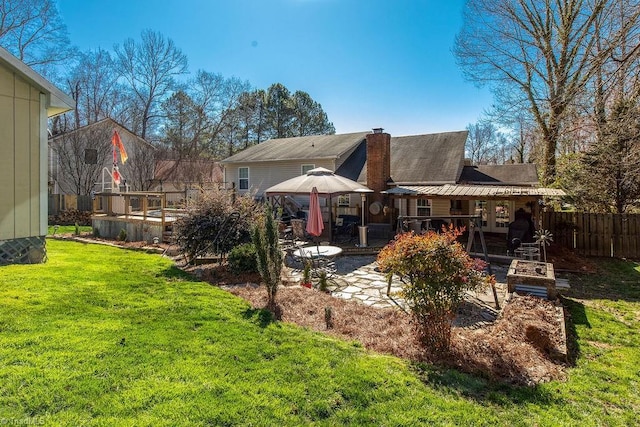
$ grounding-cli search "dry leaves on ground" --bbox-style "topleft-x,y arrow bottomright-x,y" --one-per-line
214,270 -> 567,386
452,294 -> 567,386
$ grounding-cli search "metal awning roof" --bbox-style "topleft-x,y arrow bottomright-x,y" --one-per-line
383,184 -> 566,198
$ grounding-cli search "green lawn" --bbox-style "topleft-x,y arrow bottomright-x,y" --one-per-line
0,240 -> 638,426
47,225 -> 93,236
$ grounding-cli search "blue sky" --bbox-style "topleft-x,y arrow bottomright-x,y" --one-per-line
58,0 -> 493,136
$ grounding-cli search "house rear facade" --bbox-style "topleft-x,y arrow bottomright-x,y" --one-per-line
221,128 -> 564,235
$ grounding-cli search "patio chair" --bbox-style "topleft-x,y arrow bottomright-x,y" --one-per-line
278,221 -> 294,249
333,215 -> 358,243
290,218 -> 310,243
284,245 -> 305,270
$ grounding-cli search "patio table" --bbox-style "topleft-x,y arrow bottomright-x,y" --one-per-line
292,245 -> 342,279
292,245 -> 343,259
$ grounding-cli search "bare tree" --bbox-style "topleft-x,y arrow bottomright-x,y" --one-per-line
454,0 -> 638,184
190,71 -> 251,157
53,48 -> 126,133
114,30 -> 188,139
50,126 -> 112,196
465,121 -> 502,164
67,49 -> 124,126
552,0 -> 640,212
0,0 -> 74,72
125,139 -> 156,191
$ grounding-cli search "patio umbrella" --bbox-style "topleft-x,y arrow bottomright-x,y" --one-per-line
265,167 -> 372,196
306,186 -> 324,249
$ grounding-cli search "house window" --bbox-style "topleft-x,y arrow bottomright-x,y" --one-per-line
450,199 -> 463,214
238,167 -> 249,190
337,194 -> 350,207
84,149 -> 98,164
495,201 -> 511,228
416,199 -> 431,216
474,200 -> 488,227
301,164 -> 315,175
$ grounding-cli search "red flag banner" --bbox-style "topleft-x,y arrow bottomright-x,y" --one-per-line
112,130 -> 128,164
112,167 -> 122,186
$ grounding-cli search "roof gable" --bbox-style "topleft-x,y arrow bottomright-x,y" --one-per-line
220,132 -> 368,163
391,131 -> 467,184
49,118 -> 154,149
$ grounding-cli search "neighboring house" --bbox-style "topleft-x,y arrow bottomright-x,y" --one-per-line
221,129 -> 564,235
151,159 -> 223,192
48,118 -> 156,199
0,46 -> 74,264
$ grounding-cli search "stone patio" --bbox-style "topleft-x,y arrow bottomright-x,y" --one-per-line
283,254 -> 509,321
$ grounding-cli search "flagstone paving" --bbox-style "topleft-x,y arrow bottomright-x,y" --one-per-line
284,255 -> 509,320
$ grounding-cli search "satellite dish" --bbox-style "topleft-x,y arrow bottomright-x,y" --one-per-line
369,201 -> 383,215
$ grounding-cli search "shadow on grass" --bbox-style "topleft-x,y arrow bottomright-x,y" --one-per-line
561,297 -> 589,366
242,305 -> 282,328
563,258 -> 640,303
410,362 -> 558,406
157,265 -> 195,281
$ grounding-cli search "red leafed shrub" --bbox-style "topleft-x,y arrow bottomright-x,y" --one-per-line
377,226 -> 495,357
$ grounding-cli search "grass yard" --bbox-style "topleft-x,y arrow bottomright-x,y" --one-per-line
0,240 -> 638,426
47,225 -> 93,236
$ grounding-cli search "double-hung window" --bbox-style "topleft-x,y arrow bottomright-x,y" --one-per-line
301,164 -> 315,175
238,167 -> 249,190
416,199 -> 431,216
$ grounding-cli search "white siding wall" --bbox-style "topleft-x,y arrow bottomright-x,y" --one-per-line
224,159 -> 336,197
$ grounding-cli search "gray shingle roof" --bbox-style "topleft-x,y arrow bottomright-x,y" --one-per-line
357,131 -> 468,184
220,132 -> 369,163
460,164 -> 539,186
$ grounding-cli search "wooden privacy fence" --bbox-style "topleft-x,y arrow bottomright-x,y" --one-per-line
48,194 -> 93,215
542,212 -> 640,258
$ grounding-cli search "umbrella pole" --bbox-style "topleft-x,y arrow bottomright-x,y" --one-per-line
329,195 -> 333,243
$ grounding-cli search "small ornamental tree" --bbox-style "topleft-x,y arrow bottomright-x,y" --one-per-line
377,227 -> 493,356
252,205 -> 283,311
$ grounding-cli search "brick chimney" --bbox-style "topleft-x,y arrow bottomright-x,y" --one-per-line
366,128 -> 391,223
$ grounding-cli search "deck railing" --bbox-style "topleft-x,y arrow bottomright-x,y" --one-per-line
92,191 -> 189,226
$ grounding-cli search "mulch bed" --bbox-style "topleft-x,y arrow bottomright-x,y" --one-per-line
194,263 -> 568,386
546,244 -> 596,273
